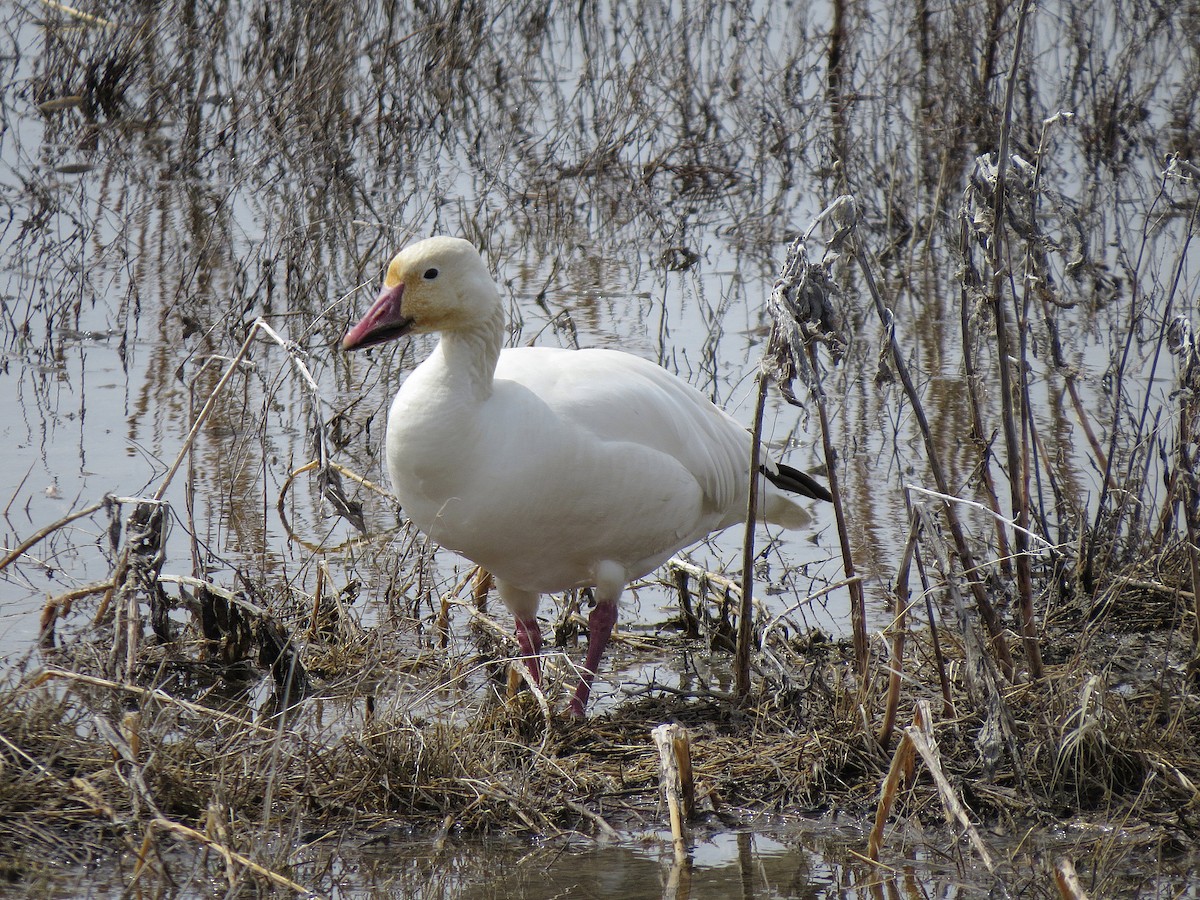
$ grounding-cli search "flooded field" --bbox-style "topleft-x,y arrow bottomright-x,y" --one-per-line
2,0 -> 1199,896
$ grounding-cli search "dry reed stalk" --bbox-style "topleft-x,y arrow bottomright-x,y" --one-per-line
739,202 -> 864,696
39,581 -> 112,647
763,198 -> 866,676
760,574 -> 863,649
735,371 -> 769,701
308,562 -> 326,641
807,340 -> 867,675
37,0 -> 116,28
441,596 -> 553,724
915,506 -> 1024,786
672,564 -> 701,638
92,321 -> 260,679
562,799 -> 619,842
875,701 -> 1005,877
106,499 -> 171,681
1053,857 -> 1088,900
667,557 -> 778,654
35,667 -> 281,735
153,325 -> 259,504
854,241 -> 1014,680
667,558 -> 746,600
652,722 -> 693,864
126,829 -> 160,895
89,713 -> 162,819
913,543 -> 956,719
89,316 -> 347,686
958,255 -> 1013,577
988,0 -> 1042,680
905,485 -> 1057,555
663,855 -> 693,900
1088,164 -> 1200,593
1187,521 -> 1200,656
472,567 -> 493,611
867,705 -> 918,861
277,459 -> 391,552
1163,312 -> 1200,651
903,716 -> 996,874
877,518 -> 920,750
826,0 -> 847,169
436,566 -> 483,646
1027,114 -> 1113,497
0,496 -> 108,574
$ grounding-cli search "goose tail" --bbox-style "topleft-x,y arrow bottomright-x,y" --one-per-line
757,462 -> 830,530
761,462 -> 832,503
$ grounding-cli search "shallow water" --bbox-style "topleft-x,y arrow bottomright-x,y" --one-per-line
9,823 -> 1197,899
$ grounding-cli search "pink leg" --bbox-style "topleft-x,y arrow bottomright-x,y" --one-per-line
499,581 -> 543,687
514,615 -> 543,684
567,599 -> 618,718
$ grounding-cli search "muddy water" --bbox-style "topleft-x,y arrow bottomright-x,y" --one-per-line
2,0 -> 1200,895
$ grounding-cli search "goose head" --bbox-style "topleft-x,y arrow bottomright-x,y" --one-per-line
342,236 -> 498,351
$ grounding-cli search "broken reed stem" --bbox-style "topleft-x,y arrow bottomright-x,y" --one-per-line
878,517 -> 920,750
0,497 -> 107,574
652,723 -> 694,864
852,243 -> 1015,680
735,370 -> 769,702
871,700 -> 996,874
1054,857 -> 1089,900
867,712 -> 916,861
904,721 -> 996,874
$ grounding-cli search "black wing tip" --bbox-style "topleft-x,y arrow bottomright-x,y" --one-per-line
762,462 -> 833,503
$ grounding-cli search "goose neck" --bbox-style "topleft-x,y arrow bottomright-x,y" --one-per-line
438,308 -> 504,400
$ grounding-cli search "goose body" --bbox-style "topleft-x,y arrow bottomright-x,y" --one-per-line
343,237 -> 829,716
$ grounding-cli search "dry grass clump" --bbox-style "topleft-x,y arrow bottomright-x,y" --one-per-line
0,528 -> 1197,895
0,633 -> 845,854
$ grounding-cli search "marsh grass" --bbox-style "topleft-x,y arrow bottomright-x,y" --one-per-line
2,0 -> 1200,895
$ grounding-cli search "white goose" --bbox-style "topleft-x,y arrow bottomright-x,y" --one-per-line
342,237 -> 830,716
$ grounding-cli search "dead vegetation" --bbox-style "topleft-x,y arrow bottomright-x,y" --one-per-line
1,475 -> 1196,895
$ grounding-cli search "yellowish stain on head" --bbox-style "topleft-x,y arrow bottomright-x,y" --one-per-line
384,254 -> 405,289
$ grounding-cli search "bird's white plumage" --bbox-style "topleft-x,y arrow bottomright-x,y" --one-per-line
343,236 -> 822,714
387,343 -> 756,592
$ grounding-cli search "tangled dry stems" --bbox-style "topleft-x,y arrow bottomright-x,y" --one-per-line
2,539 -> 1197,889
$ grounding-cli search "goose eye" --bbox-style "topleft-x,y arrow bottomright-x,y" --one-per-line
423,268 -> 439,280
